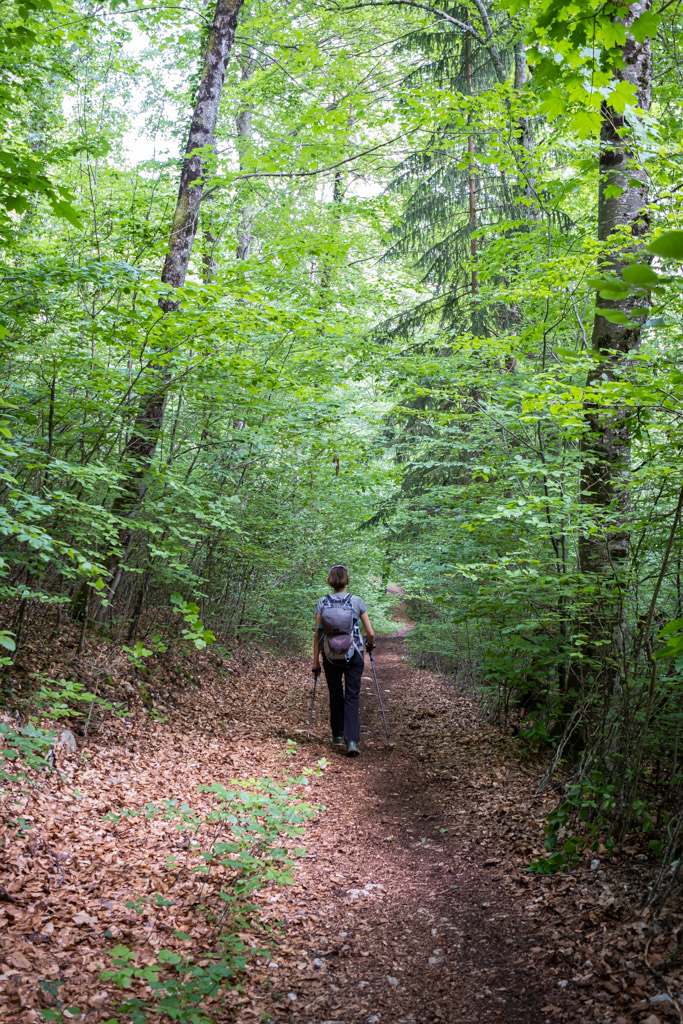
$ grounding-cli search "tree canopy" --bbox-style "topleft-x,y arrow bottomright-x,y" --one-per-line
3,0 -> 683,875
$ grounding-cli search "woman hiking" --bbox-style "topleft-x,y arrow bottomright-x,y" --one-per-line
312,564 -> 375,757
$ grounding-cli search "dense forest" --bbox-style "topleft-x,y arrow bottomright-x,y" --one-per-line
3,0 -> 683,1017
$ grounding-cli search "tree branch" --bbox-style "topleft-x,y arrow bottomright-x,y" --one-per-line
330,0 -> 507,83
331,0 -> 485,42
469,0 -> 507,84
205,128 -> 420,191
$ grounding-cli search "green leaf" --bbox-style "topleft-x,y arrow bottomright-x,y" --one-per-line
603,184 -> 623,200
631,10 -> 661,43
595,308 -> 631,324
621,264 -> 659,286
606,79 -> 637,115
157,949 -> 183,964
647,231 -> 683,260
659,618 -> 683,638
588,276 -> 629,298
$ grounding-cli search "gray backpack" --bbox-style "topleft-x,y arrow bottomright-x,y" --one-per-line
321,593 -> 355,656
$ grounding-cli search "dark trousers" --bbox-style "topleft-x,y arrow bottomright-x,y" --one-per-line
322,650 -> 364,744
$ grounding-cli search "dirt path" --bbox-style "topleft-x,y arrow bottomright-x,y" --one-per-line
4,623 -> 658,1024
241,633 -> 573,1024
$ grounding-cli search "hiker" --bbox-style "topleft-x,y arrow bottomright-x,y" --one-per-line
313,564 -> 375,757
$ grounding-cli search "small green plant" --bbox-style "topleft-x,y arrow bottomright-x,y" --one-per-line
122,642 -> 153,671
38,980 -> 80,1023
529,772 -> 619,873
41,1010 -> 82,1023
7,814 -> 32,837
0,720 -> 55,784
101,944 -> 255,1024
32,674 -> 114,721
170,595 -> 215,650
101,777 -> 318,1020
125,895 -> 149,916
194,777 -> 317,895
280,738 -> 297,758
517,709 -> 553,750
122,634 -> 168,671
146,708 -> 168,723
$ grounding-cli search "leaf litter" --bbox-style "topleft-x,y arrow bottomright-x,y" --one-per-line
1,621 -> 681,1023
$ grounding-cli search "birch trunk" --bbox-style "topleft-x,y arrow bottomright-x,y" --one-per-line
100,0 -> 244,615
235,51 -> 257,261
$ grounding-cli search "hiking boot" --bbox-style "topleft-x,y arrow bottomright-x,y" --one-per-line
346,740 -> 360,757
332,736 -> 344,749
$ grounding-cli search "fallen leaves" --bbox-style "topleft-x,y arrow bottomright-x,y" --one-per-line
1,616 -> 682,1024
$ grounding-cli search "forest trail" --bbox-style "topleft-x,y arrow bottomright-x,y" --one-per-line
245,630 -> 571,1024
3,623 -> 629,1024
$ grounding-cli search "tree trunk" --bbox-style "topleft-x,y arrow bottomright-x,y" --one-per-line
573,1 -> 652,705
202,197 -> 219,284
235,50 -> 257,261
99,0 -> 244,615
465,34 -> 478,304
321,169 -> 344,291
512,37 -> 534,209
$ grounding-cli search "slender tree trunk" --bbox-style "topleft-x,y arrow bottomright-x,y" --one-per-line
202,197 -> 219,284
321,169 -> 344,291
512,37 -> 534,210
160,0 -> 244,300
471,0 -> 506,86
235,50 -> 257,261
465,34 -> 478,304
572,1 -> 652,709
98,0 -> 244,616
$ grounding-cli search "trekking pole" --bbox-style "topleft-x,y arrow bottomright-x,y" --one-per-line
307,668 -> 320,739
366,642 -> 390,738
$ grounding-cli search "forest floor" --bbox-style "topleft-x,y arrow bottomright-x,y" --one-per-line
1,614 -> 681,1024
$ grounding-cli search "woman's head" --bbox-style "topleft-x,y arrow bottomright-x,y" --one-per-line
327,564 -> 349,591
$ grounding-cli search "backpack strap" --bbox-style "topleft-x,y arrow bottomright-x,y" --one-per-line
324,593 -> 354,608
329,593 -> 356,617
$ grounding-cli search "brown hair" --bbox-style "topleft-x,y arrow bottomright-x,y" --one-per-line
327,564 -> 349,591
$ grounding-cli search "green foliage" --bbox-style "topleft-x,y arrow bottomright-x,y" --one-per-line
648,231 -> 683,261
32,674 -> 113,720
0,0 -> 400,662
41,1008 -> 82,1024
528,773 -> 646,874
0,719 -> 54,784
0,630 -> 16,653
100,770 -> 318,1022
0,0 -> 681,888
101,944 -> 245,1024
122,634 -> 168,670
655,619 -> 683,665
170,596 -> 215,650
505,0 -> 658,134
